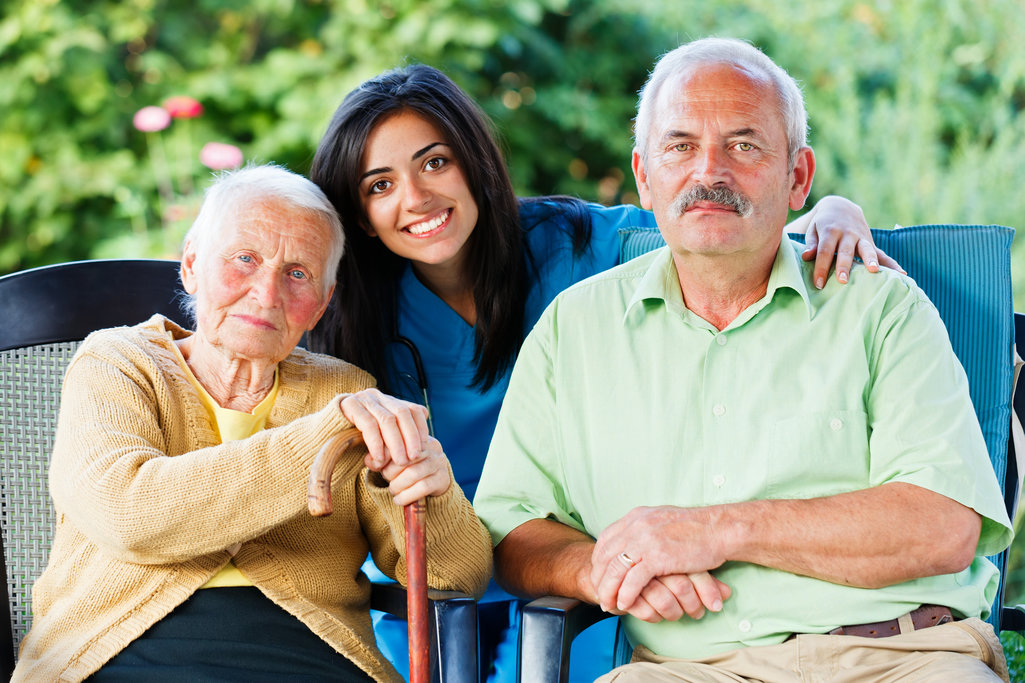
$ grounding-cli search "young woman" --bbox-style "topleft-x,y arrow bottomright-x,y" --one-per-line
309,64 -> 896,681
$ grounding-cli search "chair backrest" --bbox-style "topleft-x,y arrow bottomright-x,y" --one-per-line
621,224 -> 1018,619
0,259 -> 188,675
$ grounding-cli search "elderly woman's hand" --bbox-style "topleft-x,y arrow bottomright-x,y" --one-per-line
339,388 -> 430,471
374,436 -> 452,506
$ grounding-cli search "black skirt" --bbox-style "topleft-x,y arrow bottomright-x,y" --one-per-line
86,586 -> 375,682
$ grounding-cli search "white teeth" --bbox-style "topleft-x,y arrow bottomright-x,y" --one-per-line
407,210 -> 449,235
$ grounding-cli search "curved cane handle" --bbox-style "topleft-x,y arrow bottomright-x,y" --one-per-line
307,427 -> 364,517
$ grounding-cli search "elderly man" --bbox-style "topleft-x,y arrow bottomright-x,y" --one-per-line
473,38 -> 1012,681
14,164 -> 491,682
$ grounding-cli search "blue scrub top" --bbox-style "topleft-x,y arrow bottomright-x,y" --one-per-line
385,201 -> 656,500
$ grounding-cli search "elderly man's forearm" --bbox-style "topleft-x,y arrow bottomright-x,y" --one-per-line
724,482 -> 981,588
493,518 -> 597,601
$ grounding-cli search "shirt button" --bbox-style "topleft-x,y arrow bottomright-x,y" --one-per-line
713,474 -> 726,487
715,335 -> 727,346
739,620 -> 752,633
713,404 -> 726,417
830,418 -> 844,431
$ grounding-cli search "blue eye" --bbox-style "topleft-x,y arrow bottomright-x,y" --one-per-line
290,269 -> 307,280
238,254 -> 253,263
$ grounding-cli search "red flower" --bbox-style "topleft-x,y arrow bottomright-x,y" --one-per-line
163,96 -> 203,119
133,106 -> 171,132
200,142 -> 243,170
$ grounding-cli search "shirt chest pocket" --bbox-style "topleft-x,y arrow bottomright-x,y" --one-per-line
767,410 -> 871,499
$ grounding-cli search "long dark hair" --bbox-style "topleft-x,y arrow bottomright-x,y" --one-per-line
310,64 -> 587,390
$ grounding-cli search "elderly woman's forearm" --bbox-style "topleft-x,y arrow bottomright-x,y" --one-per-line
50,365 -> 356,563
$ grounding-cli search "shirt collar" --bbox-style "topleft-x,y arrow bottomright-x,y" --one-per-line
625,238 -> 816,325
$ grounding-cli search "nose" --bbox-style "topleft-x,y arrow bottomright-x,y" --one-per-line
251,268 -> 283,308
692,145 -> 730,186
401,177 -> 432,212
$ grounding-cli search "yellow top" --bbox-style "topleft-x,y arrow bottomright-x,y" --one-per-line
167,333 -> 280,589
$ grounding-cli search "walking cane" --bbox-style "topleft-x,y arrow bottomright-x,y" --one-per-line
308,427 -> 430,683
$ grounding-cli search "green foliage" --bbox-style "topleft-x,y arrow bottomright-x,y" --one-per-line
1002,630 -> 1025,680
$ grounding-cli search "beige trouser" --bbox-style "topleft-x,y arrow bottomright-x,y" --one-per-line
595,618 -> 1008,683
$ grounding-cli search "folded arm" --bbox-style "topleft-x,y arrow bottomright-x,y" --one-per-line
590,482 -> 981,613
495,518 -> 729,623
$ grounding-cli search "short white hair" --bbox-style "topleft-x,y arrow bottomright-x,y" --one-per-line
184,163 -> 345,291
634,37 -> 808,169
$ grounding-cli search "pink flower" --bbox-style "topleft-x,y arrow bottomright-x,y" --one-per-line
133,106 -> 171,132
200,142 -> 243,170
163,96 -> 203,119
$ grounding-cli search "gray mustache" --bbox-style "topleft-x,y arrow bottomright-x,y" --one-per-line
671,185 -> 753,217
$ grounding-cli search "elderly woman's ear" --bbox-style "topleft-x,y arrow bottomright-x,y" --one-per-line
308,283 -> 335,331
179,238 -> 199,296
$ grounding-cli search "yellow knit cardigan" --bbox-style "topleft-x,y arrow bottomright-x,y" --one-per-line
13,316 -> 492,682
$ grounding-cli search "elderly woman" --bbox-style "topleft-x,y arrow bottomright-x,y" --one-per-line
12,165 -> 492,682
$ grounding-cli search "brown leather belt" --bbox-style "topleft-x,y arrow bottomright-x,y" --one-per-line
791,604 -> 954,640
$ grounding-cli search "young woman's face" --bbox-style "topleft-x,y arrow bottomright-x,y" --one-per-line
359,110 -> 480,279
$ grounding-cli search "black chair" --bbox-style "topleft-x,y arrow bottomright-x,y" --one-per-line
517,225 -> 1024,682
0,258 -> 478,682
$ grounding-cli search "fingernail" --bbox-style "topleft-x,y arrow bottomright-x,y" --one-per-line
838,272 -> 848,284
868,260 -> 878,269
815,277 -> 825,289
711,599 -> 722,612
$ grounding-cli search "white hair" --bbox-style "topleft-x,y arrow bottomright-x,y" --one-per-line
183,163 -> 344,290
634,37 -> 808,169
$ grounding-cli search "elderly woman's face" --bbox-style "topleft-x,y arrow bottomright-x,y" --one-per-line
181,199 -> 335,365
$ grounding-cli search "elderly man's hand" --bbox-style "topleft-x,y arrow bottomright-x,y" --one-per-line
597,572 -> 731,623
375,436 -> 452,506
590,505 -> 731,617
339,388 -> 430,470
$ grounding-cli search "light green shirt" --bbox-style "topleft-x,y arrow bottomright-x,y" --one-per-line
474,239 -> 1013,658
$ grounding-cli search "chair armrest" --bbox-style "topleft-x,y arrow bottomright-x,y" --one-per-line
370,582 -> 479,683
1001,605 -> 1025,632
518,596 -> 613,683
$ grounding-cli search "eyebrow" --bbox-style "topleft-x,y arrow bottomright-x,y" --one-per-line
359,142 -> 446,184
661,127 -> 762,143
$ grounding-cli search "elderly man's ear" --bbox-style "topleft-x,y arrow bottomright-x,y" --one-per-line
788,147 -> 816,211
631,149 -> 654,212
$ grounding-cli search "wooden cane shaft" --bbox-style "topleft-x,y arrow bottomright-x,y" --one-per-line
405,500 -> 429,683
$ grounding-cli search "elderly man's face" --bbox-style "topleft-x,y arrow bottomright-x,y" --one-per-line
632,63 -> 813,263
181,199 -> 335,365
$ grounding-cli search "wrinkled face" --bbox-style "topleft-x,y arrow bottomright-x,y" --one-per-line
181,199 -> 335,365
358,110 -> 480,280
632,63 -> 813,261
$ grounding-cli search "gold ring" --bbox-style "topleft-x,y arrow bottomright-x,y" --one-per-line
617,552 -> 636,569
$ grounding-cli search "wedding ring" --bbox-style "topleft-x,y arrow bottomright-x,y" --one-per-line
617,552 -> 636,569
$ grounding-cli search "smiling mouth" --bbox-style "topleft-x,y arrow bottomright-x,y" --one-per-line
406,209 -> 451,236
